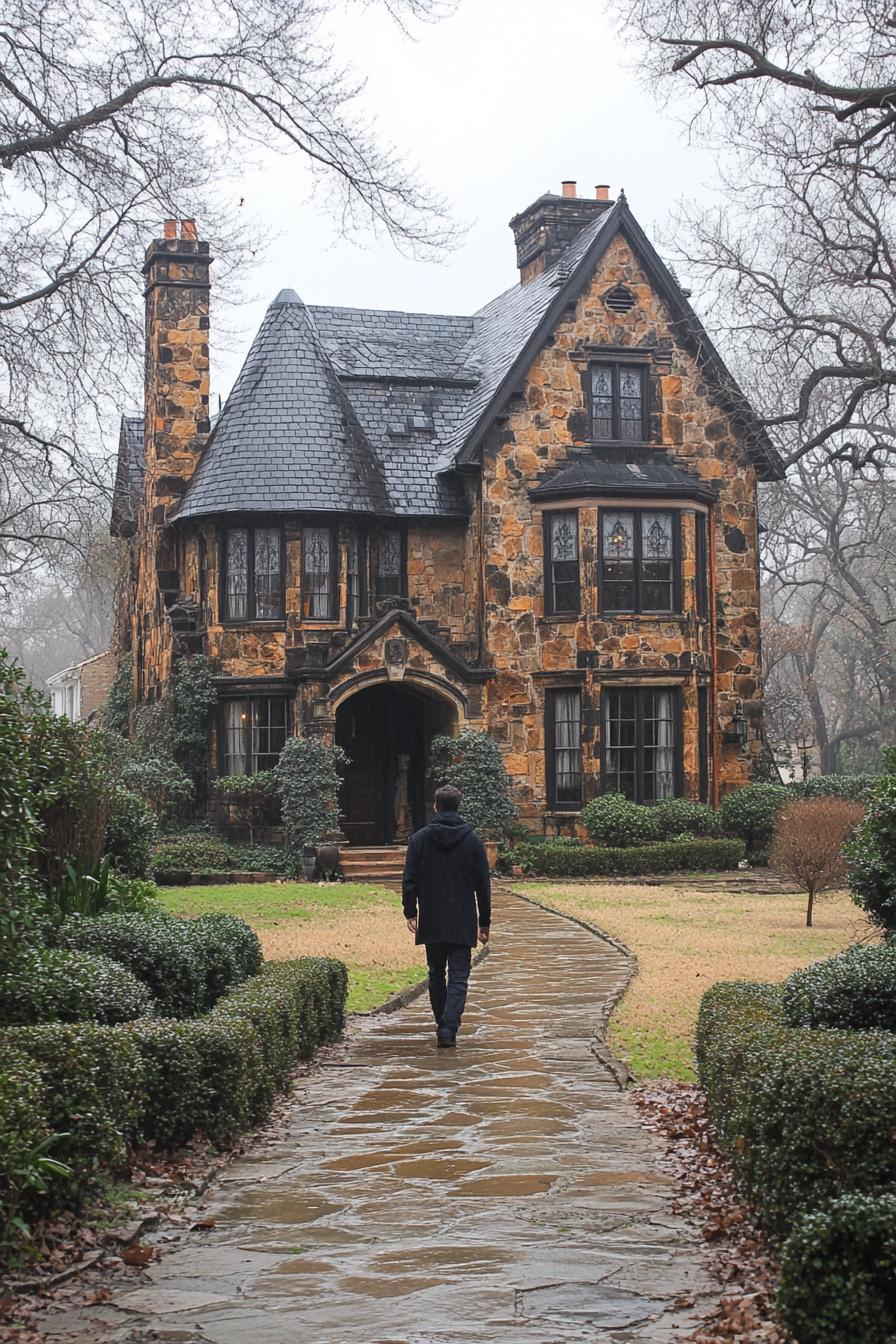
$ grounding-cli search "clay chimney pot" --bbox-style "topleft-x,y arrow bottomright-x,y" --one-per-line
163,219 -> 177,240
595,185 -> 610,202
181,219 -> 197,241
561,180 -> 577,198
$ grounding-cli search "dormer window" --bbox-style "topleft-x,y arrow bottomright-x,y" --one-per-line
589,362 -> 648,443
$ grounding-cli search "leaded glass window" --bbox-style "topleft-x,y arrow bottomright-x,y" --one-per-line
224,526 -> 283,621
373,530 -> 403,602
547,689 -> 583,809
224,698 -> 288,775
347,532 -> 364,627
600,508 -> 679,613
225,528 -> 248,620
603,687 -> 679,803
589,362 -> 648,442
546,511 -> 580,614
303,526 -> 335,620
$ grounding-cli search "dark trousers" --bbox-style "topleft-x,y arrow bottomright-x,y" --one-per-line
425,943 -> 472,1035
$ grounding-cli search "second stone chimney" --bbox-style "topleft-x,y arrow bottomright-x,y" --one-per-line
143,219 -> 212,520
510,182 -> 614,285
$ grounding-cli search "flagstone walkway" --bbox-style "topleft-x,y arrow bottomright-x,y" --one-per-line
43,889 -> 718,1343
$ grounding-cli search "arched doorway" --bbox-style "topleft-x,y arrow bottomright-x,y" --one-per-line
335,681 -> 458,845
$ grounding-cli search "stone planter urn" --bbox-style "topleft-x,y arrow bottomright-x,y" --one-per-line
317,840 -> 340,882
301,845 -> 317,882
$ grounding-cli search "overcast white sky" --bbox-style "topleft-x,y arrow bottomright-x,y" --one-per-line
211,0 -> 718,402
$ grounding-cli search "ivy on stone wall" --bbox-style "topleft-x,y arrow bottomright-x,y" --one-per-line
101,654 -> 133,738
276,736 -> 348,875
170,656 -> 217,778
428,731 -> 516,840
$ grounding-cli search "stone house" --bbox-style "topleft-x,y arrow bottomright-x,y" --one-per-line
112,185 -> 783,844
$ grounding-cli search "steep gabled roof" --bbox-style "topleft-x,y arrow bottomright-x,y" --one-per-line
439,199 -> 783,481
110,414 -> 145,537
177,291 -> 393,520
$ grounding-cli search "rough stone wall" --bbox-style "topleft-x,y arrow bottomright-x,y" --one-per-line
478,232 -> 763,823
131,226 -> 211,701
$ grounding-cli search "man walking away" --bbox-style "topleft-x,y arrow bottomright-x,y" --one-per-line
402,784 -> 491,1048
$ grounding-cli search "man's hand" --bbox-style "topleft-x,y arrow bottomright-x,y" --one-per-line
406,917 -> 417,935
478,927 -> 490,944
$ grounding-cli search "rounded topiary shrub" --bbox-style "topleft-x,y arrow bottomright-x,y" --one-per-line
0,947 -> 152,1025
847,775 -> 896,937
105,786 -> 157,878
778,1193 -> 896,1344
60,913 -> 206,1018
580,793 -> 658,848
189,914 -> 263,1009
719,782 -> 789,855
652,797 -> 718,839
783,944 -> 896,1032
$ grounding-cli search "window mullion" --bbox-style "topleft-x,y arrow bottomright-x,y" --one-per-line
247,527 -> 256,621
635,693 -> 644,804
612,363 -> 620,440
633,511 -> 642,613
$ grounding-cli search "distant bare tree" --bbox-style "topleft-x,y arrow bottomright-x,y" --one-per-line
0,0 -> 453,595
616,0 -> 896,469
760,456 -> 896,771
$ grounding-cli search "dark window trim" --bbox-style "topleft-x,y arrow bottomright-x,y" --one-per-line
585,359 -> 651,444
372,525 -> 408,603
545,686 -> 584,811
543,510 -> 581,617
345,528 -> 368,627
301,524 -> 339,622
598,506 -> 682,615
695,510 -> 709,619
697,684 -> 710,803
599,684 -> 684,803
220,524 -> 286,624
215,694 -> 292,777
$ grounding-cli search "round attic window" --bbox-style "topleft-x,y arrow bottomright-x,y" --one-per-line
604,284 -> 636,314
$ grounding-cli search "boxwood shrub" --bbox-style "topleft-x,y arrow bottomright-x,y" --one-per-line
778,1193 -> 896,1344
189,913 -> 263,1009
61,912 -> 208,1018
580,793 -> 658,847
783,944 -> 896,1032
2,1023 -> 143,1195
0,948 -> 155,1026
651,797 -> 718,839
151,833 -> 237,875
696,980 -> 896,1238
0,1041 -> 55,1254
719,782 -> 789,855
105,786 -> 157,878
511,836 -> 744,877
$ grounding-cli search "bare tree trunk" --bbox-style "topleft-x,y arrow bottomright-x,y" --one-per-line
806,886 -> 815,928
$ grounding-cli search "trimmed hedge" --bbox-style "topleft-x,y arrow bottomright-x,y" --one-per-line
652,797 -> 718,839
60,911 -> 260,1018
61,912 -> 208,1018
0,1042 -> 54,1254
151,834 -> 236,875
783,944 -> 896,1032
0,948 -> 155,1026
719,782 -> 789,855
105,786 -> 157,878
778,1193 -> 896,1344
0,955 -> 349,1230
510,836 -> 744,877
2,1023 -> 143,1196
695,980 -> 896,1238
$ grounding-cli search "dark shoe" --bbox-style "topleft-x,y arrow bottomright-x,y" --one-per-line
437,1031 -> 457,1049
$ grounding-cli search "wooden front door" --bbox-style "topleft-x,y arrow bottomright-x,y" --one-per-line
336,685 -> 427,845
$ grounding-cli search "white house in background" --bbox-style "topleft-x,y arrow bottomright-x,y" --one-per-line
46,650 -> 117,722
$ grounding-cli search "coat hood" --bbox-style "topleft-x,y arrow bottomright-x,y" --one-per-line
423,811 -> 473,849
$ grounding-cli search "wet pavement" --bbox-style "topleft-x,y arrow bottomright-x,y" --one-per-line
42,888 -> 717,1342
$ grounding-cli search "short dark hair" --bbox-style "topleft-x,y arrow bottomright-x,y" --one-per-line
434,783 -> 462,813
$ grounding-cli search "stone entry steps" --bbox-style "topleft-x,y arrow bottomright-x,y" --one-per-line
340,845 -> 405,882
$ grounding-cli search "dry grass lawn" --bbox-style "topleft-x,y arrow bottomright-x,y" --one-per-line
160,882 -> 426,1012
514,877 -> 874,1081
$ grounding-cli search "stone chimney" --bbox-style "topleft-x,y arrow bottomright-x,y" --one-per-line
510,183 -> 614,285
142,219 -> 212,521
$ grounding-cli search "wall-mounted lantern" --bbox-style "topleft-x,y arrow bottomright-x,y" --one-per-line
722,700 -> 749,748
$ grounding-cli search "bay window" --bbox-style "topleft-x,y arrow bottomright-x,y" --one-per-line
544,511 -> 580,615
224,526 -> 283,621
600,508 -> 679,613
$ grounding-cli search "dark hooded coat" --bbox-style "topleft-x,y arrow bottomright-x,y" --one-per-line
401,810 -> 491,947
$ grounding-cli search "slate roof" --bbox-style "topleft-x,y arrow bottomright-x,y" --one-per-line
110,414 -> 145,536
529,455 -> 718,503
126,195 -> 784,528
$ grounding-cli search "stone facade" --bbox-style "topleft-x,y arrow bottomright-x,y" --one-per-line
117,190 -> 778,840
